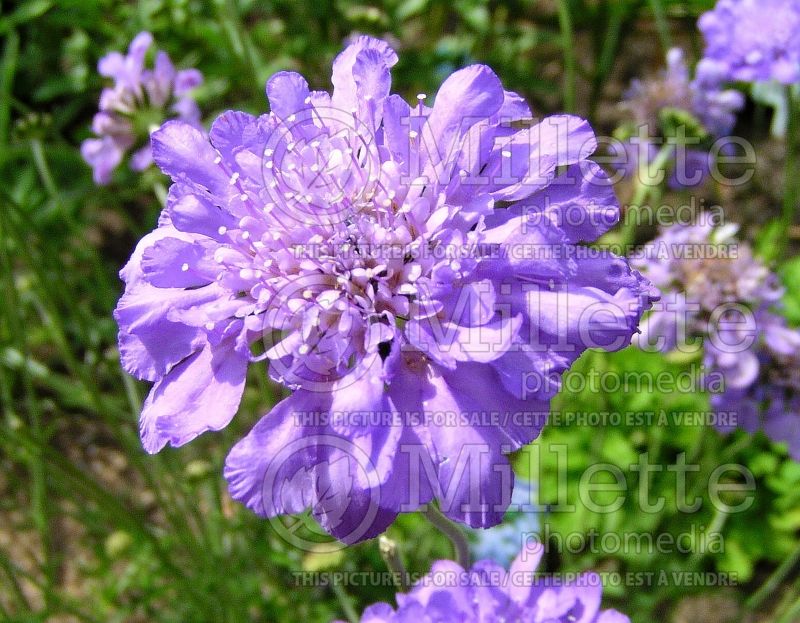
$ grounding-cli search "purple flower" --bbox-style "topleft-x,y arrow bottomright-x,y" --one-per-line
81,32 -> 203,184
711,311 -> 800,459
116,36 -> 654,542
336,542 -> 629,623
633,222 -> 800,458
699,0 -> 800,85
612,48 -> 743,188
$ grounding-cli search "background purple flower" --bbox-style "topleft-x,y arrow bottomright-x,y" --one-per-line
699,0 -> 800,85
336,542 -> 629,623
633,222 -> 800,459
611,48 -> 744,188
116,36 -> 654,542
81,32 -> 203,184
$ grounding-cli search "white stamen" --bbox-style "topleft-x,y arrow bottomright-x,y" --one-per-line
181,263 -> 189,272
217,226 -> 228,235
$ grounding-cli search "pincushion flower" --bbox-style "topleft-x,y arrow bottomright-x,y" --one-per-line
699,0 -> 800,85
611,48 -> 743,188
633,222 -> 800,458
116,36 -> 654,542
81,32 -> 203,184
336,542 -> 629,623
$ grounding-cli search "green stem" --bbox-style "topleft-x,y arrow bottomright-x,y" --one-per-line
782,86 -> 799,250
745,540 -> 800,612
615,142 -> 675,246
379,535 -> 409,593
0,202 -> 56,602
331,583 -> 359,623
153,180 -> 168,207
688,505 -> 728,568
776,585 -> 800,623
590,2 -> 625,119
648,0 -> 672,52
30,138 -> 59,199
422,505 -> 470,568
557,0 -> 577,113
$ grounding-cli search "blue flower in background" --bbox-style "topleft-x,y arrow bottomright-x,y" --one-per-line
471,478 -> 540,567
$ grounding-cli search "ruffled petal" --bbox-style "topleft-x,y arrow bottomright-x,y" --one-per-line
140,340 -> 248,452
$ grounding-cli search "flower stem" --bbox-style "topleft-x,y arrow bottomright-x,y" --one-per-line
331,582 -> 359,623
648,0 -> 672,52
745,540 -> 800,613
379,535 -> 409,593
557,0 -> 577,114
614,142 -> 675,247
153,180 -> 167,207
422,505 -> 470,569
776,587 -> 800,623
781,85 -> 800,250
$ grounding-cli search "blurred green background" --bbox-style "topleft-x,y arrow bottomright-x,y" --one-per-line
1,1 -> 799,621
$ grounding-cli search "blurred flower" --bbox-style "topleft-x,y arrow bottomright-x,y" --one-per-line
81,32 -> 203,184
471,478 -> 539,567
699,0 -> 800,85
611,48 -> 744,188
336,542 -> 629,623
115,36 -> 654,542
633,222 -> 800,459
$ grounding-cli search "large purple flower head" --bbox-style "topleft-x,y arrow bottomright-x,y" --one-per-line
81,32 -> 203,184
699,0 -> 800,85
611,48 -> 743,188
337,542 -> 629,623
116,36 -> 654,543
633,222 -> 800,458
